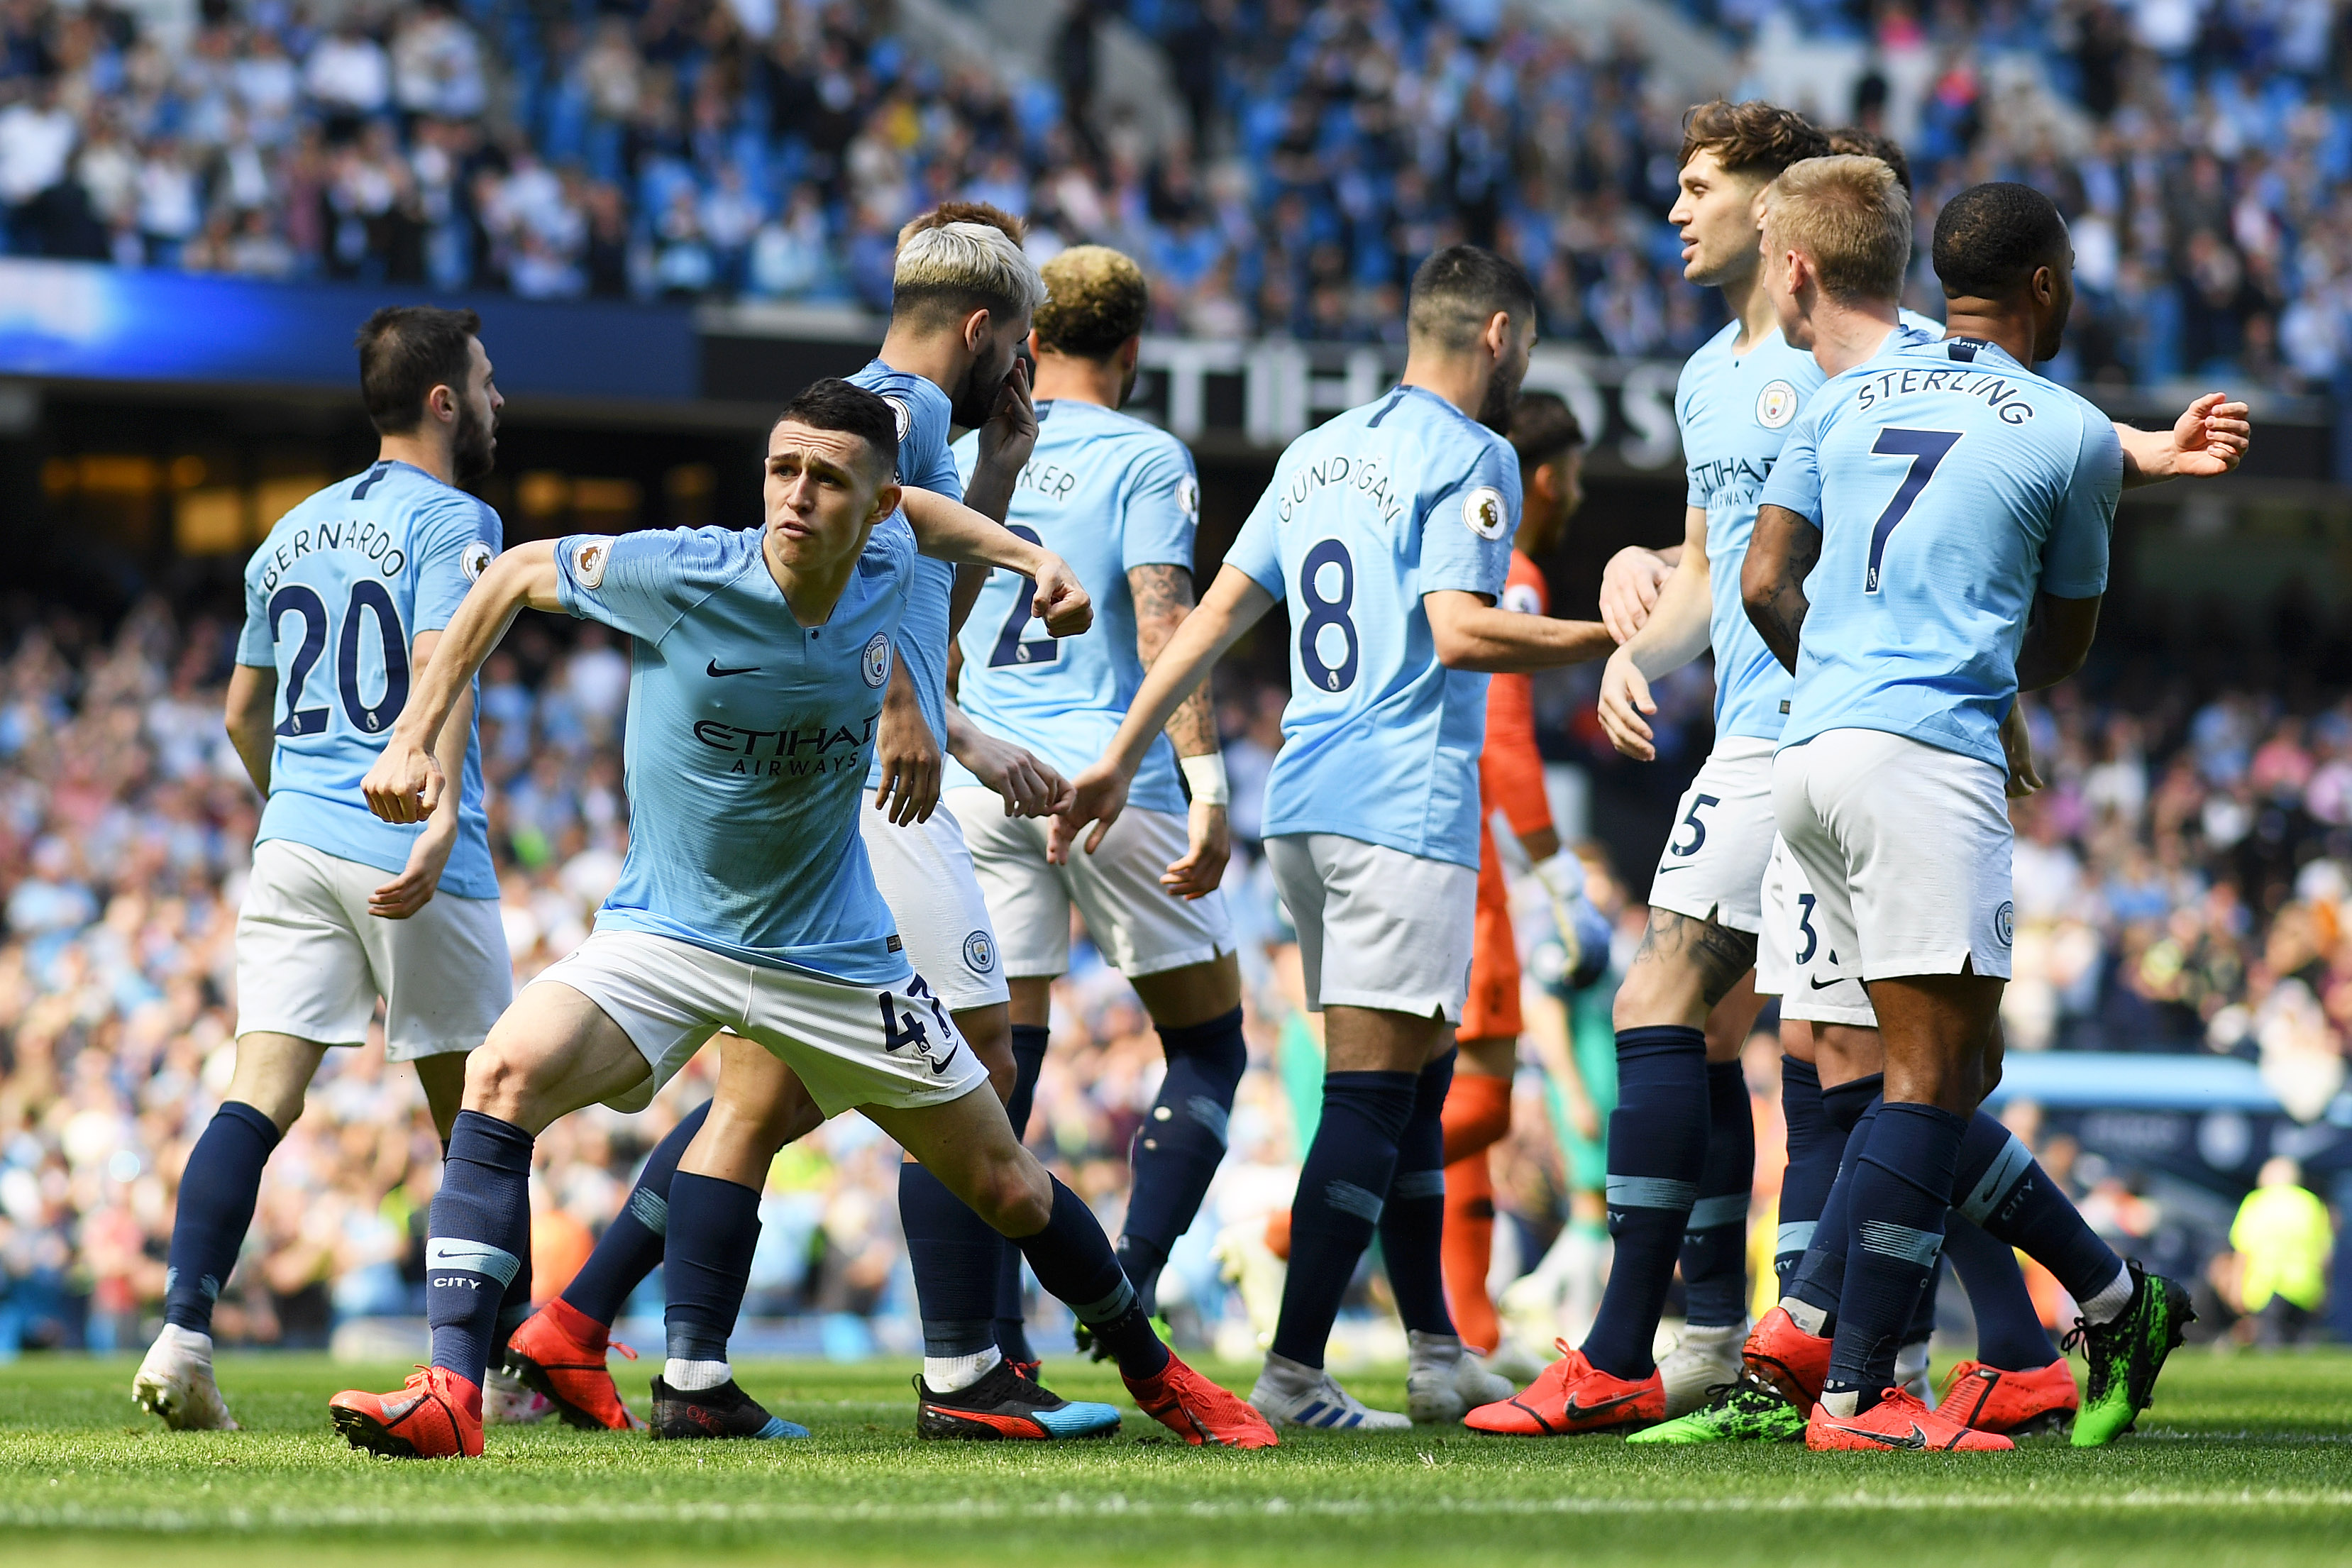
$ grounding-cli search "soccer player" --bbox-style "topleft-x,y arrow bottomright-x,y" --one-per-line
1441,390 -> 1607,1369
1741,170 -> 2219,1450
939,244 -> 1247,1345
500,207 -> 1089,1442
133,308 -> 532,1433
326,380 -> 1275,1459
1058,245 -> 1616,1430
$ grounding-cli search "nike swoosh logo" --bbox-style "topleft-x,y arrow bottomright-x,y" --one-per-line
1808,975 -> 1846,990
1826,1420 -> 1928,1449
1652,864 -> 1688,873
707,659 -> 761,678
1561,1390 -> 1644,1421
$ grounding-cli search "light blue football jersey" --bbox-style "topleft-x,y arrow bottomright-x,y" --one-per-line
1760,333 -> 2121,770
1679,310 -> 1944,742
554,524 -> 917,984
235,459 -> 500,898
1224,385 -> 1517,868
943,399 -> 1199,814
850,358 -> 962,790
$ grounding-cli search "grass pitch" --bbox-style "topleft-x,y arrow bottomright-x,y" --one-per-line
3,1350 -> 2348,1567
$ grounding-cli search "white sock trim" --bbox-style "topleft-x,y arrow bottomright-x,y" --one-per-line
2080,1264 -> 2134,1325
922,1349 -> 1000,1393
664,1357 -> 731,1392
1780,1297 -> 1831,1337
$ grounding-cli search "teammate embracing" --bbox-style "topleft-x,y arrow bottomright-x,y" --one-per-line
135,308 -> 530,1432
1061,245 -> 1617,1430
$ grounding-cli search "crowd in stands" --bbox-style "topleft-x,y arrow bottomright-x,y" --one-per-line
0,0 -> 2348,387
0,587 -> 2339,1354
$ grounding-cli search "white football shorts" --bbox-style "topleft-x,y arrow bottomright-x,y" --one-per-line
1266,832 -> 1477,1023
946,788 -> 1234,981
1772,728 -> 2016,985
1755,834 -> 1876,1027
527,927 -> 990,1116
1645,736 -> 1777,937
234,838 -> 511,1062
859,799 -> 1010,1012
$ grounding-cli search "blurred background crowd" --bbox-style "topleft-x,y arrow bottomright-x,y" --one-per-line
0,580 -> 2341,1359
1,0 -> 2349,387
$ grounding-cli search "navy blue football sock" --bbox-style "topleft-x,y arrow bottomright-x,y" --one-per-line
1580,1026 -> 1708,1379
561,1098 -> 710,1328
661,1171 -> 762,1366
163,1101 -> 281,1335
1941,1213 -> 2058,1369
1953,1108 -> 2125,1310
1679,1059 -> 1755,1327
993,1025 -> 1049,1363
1121,1006 -> 1247,1313
495,1248 -> 534,1367
901,1159 -> 1002,1359
1784,1076 -> 1884,1323
1376,1051 -> 1456,1336
427,1110 -> 534,1386
1822,1101 -> 1963,1413
1268,1069 -> 1417,1367
1774,1056 -> 1833,1296
1012,1176 -> 1170,1380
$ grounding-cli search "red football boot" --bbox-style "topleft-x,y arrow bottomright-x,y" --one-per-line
1744,1306 -> 1833,1410
330,1367 -> 485,1459
1938,1357 -> 2078,1437
1124,1351 -> 1279,1448
1804,1388 -> 2014,1452
1462,1342 -> 1664,1436
504,1298 -> 646,1431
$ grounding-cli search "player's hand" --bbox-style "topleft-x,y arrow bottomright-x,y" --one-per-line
974,357 -> 1039,478
2167,392 -> 2251,479
1161,798 -> 1230,900
1598,546 -> 1672,643
2001,695 -> 2043,800
369,812 -> 455,920
960,730 -> 1072,818
1051,758 -> 1131,863
873,685 -> 942,826
1596,647 -> 1659,761
361,742 -> 442,824
1030,551 -> 1093,637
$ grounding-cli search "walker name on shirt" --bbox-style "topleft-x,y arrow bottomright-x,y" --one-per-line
1273,451 -> 1407,528
1850,365 -> 2037,425
255,517 -> 413,592
1013,458 -> 1081,503
691,713 -> 878,776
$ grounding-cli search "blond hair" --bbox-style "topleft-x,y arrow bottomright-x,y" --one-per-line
1762,154 -> 1912,304
892,218 -> 1046,328
1034,245 -> 1149,358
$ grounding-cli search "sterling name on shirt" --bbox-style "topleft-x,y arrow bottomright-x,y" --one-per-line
1848,364 -> 2037,424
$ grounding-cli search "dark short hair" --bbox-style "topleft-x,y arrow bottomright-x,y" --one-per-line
1508,391 -> 1584,470
1826,126 -> 1911,194
355,306 -> 480,435
1679,99 -> 1830,181
1932,182 -> 2068,301
774,378 -> 900,481
1408,244 -> 1537,352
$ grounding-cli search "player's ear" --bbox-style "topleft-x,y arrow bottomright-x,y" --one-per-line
965,307 -> 993,354
1483,310 -> 1511,360
869,481 -> 902,527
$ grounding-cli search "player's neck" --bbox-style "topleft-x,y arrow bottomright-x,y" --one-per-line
1398,348 -> 1491,423
1806,295 -> 1901,377
875,322 -> 966,400
1029,352 -> 1123,409
1720,263 -> 1779,354
373,434 -> 455,487
1938,299 -> 2038,368
760,527 -> 861,626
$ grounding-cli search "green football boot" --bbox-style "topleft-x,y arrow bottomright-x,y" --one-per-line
2064,1261 -> 2195,1447
1624,1376 -> 1806,1445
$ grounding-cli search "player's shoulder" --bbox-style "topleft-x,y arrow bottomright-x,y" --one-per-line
598,524 -> 761,586
849,359 -> 949,443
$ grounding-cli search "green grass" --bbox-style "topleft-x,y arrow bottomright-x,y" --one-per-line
3,1350 -> 2348,1567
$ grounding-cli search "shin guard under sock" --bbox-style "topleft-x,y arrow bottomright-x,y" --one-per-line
1785,1076 -> 1884,1325
1268,1070 -> 1418,1368
561,1098 -> 710,1330
1012,1177 -> 1170,1380
993,1025 -> 1050,1364
1823,1102 -> 1963,1413
1774,1056 -> 1833,1296
1941,1212 -> 2058,1369
1679,1059 -> 1754,1327
900,1159 -> 1002,1360
1377,1051 -> 1456,1337
163,1101 -> 281,1334
661,1171 -> 761,1367
1121,1007 -> 1246,1309
427,1110 -> 534,1386
1581,1026 -> 1708,1379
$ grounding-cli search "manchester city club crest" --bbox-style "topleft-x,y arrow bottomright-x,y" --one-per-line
861,631 -> 891,688
1994,900 -> 2016,948
1462,485 -> 1509,540
963,929 -> 995,973
1756,380 -> 1799,429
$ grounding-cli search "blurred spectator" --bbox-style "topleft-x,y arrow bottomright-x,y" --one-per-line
2216,1156 -> 2333,1345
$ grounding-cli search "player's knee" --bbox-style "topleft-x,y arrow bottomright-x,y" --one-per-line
460,1043 -> 540,1122
1610,954 -> 1687,1030
972,1154 -> 1052,1236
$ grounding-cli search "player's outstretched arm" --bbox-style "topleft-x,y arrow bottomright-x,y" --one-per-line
2014,592 -> 2102,693
1053,564 -> 1275,863
900,487 -> 1093,637
2115,394 -> 2251,488
1597,506 -> 1713,762
944,704 -> 1071,819
223,663 -> 277,797
1132,562 -> 1230,899
1597,541 -> 1684,643
1425,591 -> 1614,674
1741,504 -> 1818,675
363,541 -> 562,824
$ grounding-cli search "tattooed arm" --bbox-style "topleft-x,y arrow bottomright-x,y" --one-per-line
1130,561 -> 1228,898
1741,502 -> 1820,675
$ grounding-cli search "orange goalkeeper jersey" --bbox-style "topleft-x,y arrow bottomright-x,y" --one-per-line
1480,551 -> 1553,854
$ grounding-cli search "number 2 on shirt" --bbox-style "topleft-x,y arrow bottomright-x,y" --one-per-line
1865,428 -> 1963,593
987,524 -> 1061,668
